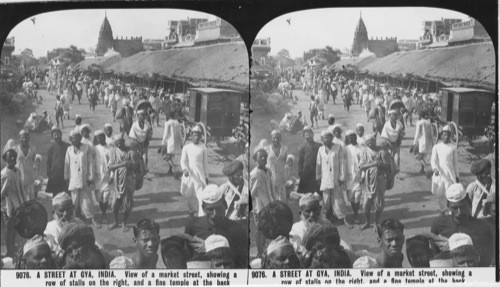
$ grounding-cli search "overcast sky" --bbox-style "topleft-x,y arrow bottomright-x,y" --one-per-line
256,7 -> 471,58
7,9 -> 218,57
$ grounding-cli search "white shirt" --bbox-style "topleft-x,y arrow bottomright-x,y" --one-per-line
64,144 -> 94,190
180,142 -> 208,186
413,119 -> 434,154
129,121 -> 152,143
316,144 -> 346,190
430,142 -> 459,185
162,119 -> 182,154
381,120 -> 404,143
93,145 -> 111,191
345,145 -> 363,191
265,145 -> 288,187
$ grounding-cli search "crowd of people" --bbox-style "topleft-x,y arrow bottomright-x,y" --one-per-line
1,65 -> 251,270
248,70 -> 496,269
0,63 -> 496,270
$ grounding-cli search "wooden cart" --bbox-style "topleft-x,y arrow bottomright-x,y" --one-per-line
435,87 -> 494,146
188,87 -> 243,140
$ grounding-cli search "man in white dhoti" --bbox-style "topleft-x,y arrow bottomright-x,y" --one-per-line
180,125 -> 209,217
64,130 -> 99,228
431,125 -> 459,215
161,111 -> 183,175
345,130 -> 363,223
316,130 -> 352,228
412,110 -> 434,174
265,129 -> 288,202
93,130 -> 113,224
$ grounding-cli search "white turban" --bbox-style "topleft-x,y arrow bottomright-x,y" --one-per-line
445,183 -> 466,203
449,233 -> 473,251
205,235 -> 230,253
200,184 -> 223,204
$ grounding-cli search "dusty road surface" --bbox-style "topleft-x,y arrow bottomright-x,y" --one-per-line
249,86 -> 483,267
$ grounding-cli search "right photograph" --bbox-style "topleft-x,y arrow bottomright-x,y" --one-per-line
249,7 -> 496,269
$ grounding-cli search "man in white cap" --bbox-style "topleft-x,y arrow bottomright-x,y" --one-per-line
161,109 -> 182,175
46,127 -> 70,196
381,109 -> 404,168
129,109 -> 153,171
79,124 -> 94,147
64,129 -> 99,228
14,129 -> 41,200
18,235 -> 56,269
431,125 -> 459,215
104,123 -> 114,145
289,193 -> 325,242
44,192 -> 83,255
330,123 -> 345,147
184,184 -> 248,268
265,129 -> 289,202
204,234 -> 234,268
297,126 -> 321,194
93,129 -> 113,224
316,129 -> 351,228
345,129 -> 363,223
430,183 -> 492,267
180,124 -> 209,217
448,233 -> 478,267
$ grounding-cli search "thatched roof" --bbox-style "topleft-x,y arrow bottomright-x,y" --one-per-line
74,55 -> 122,71
106,42 -> 249,92
328,56 -> 377,72
360,43 -> 495,90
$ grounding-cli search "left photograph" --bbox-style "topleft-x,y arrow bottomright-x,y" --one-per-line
0,9 -> 250,269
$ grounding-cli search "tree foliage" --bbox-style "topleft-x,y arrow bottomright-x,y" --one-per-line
318,45 -> 341,68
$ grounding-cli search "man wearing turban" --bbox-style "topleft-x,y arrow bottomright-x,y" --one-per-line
220,160 -> 248,220
184,184 -> 248,268
466,159 -> 495,219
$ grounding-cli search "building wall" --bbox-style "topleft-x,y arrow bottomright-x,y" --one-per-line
113,38 -> 144,58
367,39 -> 398,57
